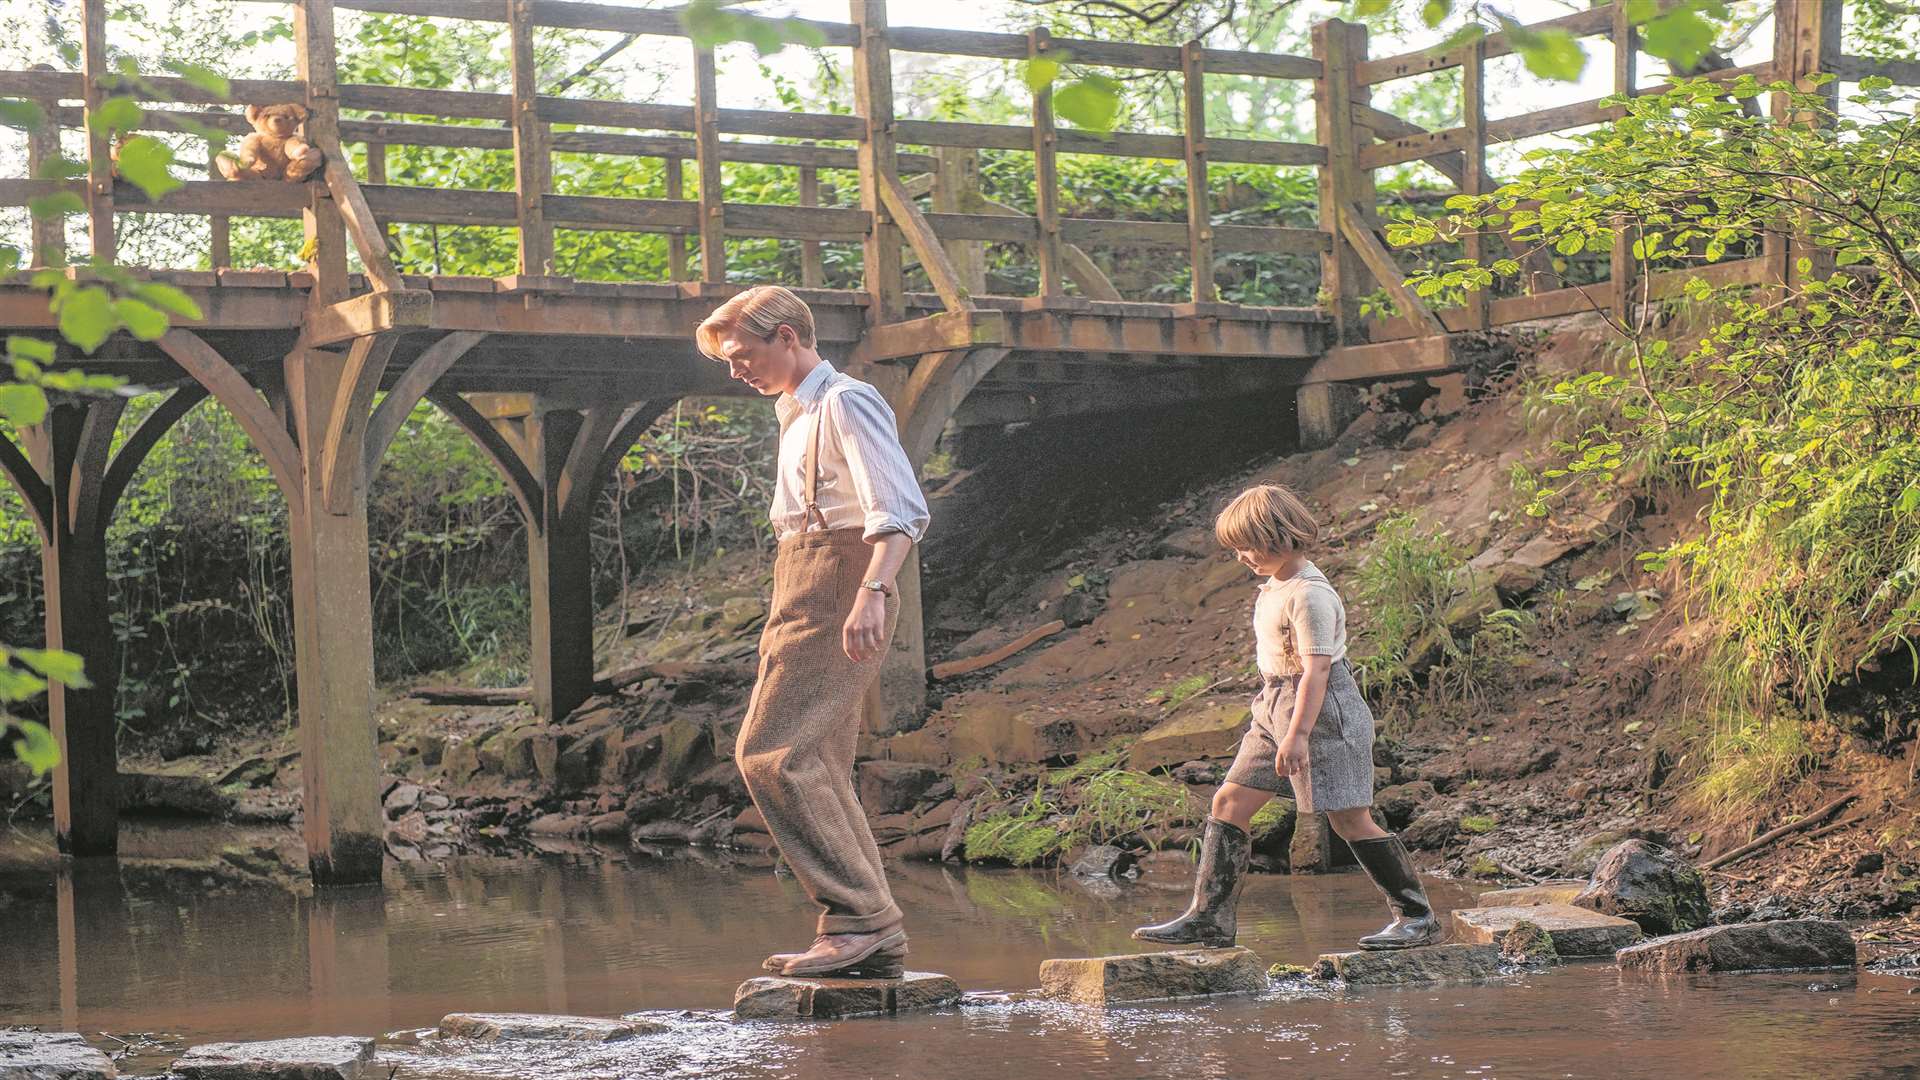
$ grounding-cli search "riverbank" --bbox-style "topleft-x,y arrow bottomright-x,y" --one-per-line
8,311 -> 1915,943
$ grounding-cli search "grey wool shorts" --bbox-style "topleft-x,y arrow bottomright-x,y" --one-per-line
1224,658 -> 1376,814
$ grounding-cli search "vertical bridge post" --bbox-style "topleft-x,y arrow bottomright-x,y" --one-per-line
1300,18 -> 1373,449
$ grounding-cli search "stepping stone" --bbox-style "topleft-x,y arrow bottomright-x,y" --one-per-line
1476,883 -> 1585,907
1616,919 -> 1856,974
0,1030 -> 117,1080
171,1036 -> 374,1080
437,1013 -> 668,1042
733,971 -> 961,1020
1313,943 -> 1502,985
1450,904 -> 1642,958
1037,948 -> 1267,1006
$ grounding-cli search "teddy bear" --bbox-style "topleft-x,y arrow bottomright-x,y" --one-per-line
215,103 -> 323,182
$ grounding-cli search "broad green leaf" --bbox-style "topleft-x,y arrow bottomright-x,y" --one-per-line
27,191 -> 84,220
1022,56 -> 1062,95
57,285 -> 114,353
1624,0 -> 1658,23
0,97 -> 45,131
1516,28 -> 1586,82
1052,75 -> 1122,133
9,720 -> 60,776
133,282 -> 203,320
114,298 -> 169,341
1420,0 -> 1450,28
15,648 -> 89,688
7,335 -> 54,363
114,137 -> 182,200
1897,485 -> 1920,515
1354,0 -> 1393,15
88,96 -> 143,136
162,60 -> 231,100
0,382 -> 47,425
1860,75 -> 1893,93
1642,10 -> 1716,71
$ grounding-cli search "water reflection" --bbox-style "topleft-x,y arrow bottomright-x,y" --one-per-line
2,822 -> 1917,1080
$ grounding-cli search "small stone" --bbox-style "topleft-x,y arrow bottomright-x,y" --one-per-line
1373,781 -> 1437,830
855,760 -> 942,816
732,972 -> 961,1020
1401,805 -> 1460,851
1615,919 -> 1857,974
383,782 -> 422,817
437,1013 -> 665,1042
1313,943 -> 1502,985
0,1030 -> 116,1080
527,812 -> 584,836
1566,781 -> 1595,802
171,1036 -> 374,1080
1169,760 -> 1222,786
1068,844 -> 1137,879
1572,839 -> 1711,935
1499,919 -> 1560,966
1037,948 -> 1267,1006
1450,904 -> 1642,957
1851,852 -> 1885,877
585,811 -> 629,839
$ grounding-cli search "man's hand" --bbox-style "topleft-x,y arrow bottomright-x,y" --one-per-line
843,588 -> 888,662
1274,731 -> 1310,779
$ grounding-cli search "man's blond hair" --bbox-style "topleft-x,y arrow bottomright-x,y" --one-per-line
695,285 -> 817,359
1214,483 -> 1318,555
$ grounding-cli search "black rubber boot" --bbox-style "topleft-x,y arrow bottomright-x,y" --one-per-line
1350,833 -> 1445,950
1131,817 -> 1251,947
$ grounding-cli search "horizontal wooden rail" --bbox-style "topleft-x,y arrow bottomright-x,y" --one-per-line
1832,54 -> 1920,86
893,119 -> 1323,166
41,103 -> 937,173
1359,6 -> 1617,85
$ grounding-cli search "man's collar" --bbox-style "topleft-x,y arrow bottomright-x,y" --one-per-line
791,359 -> 836,410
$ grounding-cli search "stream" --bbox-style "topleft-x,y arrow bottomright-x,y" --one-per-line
2,822 -> 1916,1079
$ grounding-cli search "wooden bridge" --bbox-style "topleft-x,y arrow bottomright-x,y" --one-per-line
0,0 -> 1878,883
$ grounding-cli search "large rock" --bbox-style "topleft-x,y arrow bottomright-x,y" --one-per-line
1068,844 -> 1137,879
732,972 -> 961,1020
437,1013 -> 666,1041
1400,805 -> 1461,851
1247,797 -> 1297,863
1127,703 -> 1251,772
1615,919 -> 1856,974
856,760 -> 942,815
653,718 -> 709,788
1372,781 -> 1436,830
119,768 -> 234,818
1313,943 -> 1502,985
1038,948 -> 1267,1005
171,1036 -> 374,1080
947,704 -> 1087,766
1573,839 -> 1711,935
1477,883 -> 1585,907
1450,904 -> 1641,958
0,1030 -> 116,1080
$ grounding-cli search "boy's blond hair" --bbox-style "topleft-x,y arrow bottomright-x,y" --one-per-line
1215,483 -> 1318,555
695,285 -> 817,359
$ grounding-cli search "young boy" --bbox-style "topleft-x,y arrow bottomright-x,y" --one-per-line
1133,483 -> 1442,951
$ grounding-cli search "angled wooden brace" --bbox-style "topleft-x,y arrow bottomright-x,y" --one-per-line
91,386 -> 209,539
318,333 -> 400,516
426,388 -> 541,523
897,347 -> 1013,470
0,427 -> 51,537
1337,201 -> 1447,338
157,329 -> 304,500
363,331 -> 489,477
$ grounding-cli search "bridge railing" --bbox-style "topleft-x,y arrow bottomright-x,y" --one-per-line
2,0 -> 1900,353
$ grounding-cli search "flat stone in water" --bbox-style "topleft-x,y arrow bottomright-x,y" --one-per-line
1451,903 -> 1642,957
1476,883 -> 1585,907
0,1030 -> 117,1080
732,971 -> 962,1020
1616,919 -> 1857,974
1037,947 -> 1267,1006
171,1036 -> 374,1080
437,1013 -> 667,1042
1314,943 -> 1502,985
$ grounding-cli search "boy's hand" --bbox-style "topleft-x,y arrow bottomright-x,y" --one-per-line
843,588 -> 888,662
1274,731 -> 1310,778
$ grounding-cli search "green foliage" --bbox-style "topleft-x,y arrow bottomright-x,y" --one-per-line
1458,813 -> 1496,834
679,0 -> 826,54
1351,513 -> 1462,699
1353,0 -> 1736,83
1401,76 -> 1920,793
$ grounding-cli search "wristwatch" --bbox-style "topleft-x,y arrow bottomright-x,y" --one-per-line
860,579 -> 895,597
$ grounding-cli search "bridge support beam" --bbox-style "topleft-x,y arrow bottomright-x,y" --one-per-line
1,387 -> 206,857
434,392 -> 670,721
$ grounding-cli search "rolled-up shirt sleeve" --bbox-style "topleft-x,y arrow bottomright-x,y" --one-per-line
826,386 -> 930,543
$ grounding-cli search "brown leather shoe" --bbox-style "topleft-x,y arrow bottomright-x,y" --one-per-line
778,927 -> 909,979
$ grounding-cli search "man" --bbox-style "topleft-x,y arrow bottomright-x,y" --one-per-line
695,285 -> 929,979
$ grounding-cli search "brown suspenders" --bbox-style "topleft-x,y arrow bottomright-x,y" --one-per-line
800,389 -> 829,532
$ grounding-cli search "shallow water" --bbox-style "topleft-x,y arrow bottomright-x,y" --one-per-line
2,822 -> 1916,1079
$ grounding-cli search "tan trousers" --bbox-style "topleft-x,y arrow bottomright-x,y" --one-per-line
736,527 -> 903,935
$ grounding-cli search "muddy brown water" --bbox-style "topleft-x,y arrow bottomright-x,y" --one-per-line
2,822 -> 1916,1080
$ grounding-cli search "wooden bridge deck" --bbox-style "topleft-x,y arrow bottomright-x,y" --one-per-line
0,0 -> 1874,884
